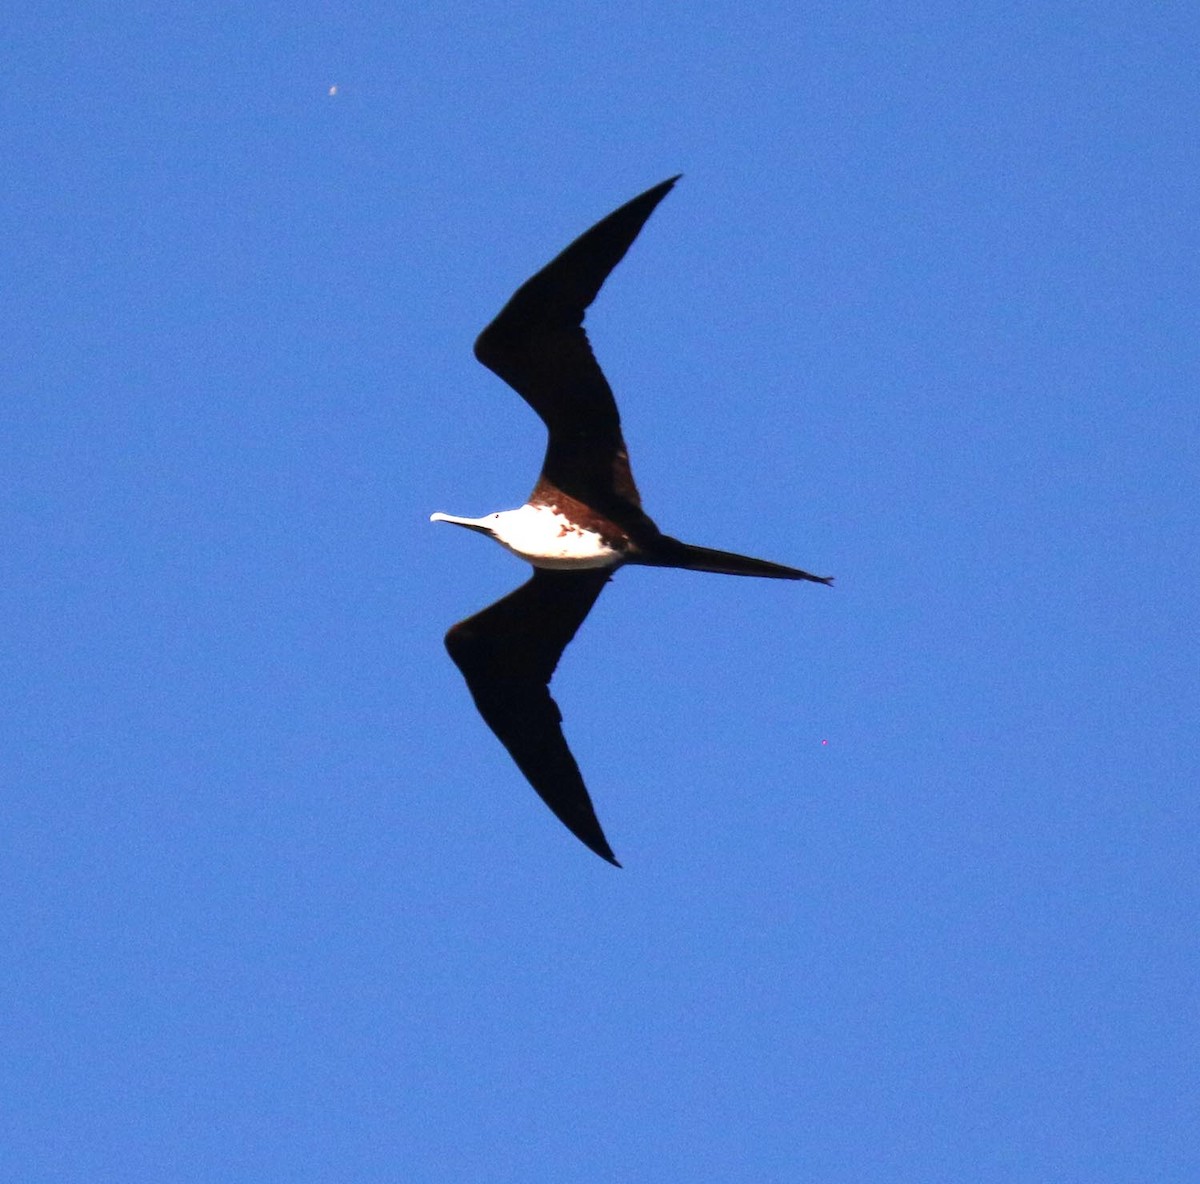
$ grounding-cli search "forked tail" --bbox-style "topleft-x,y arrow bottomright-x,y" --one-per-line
641,538 -> 833,584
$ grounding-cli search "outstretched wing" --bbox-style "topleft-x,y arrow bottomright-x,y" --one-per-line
473,176 -> 680,519
444,569 -> 617,865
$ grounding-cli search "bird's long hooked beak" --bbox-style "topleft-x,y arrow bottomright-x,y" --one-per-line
430,512 -> 494,536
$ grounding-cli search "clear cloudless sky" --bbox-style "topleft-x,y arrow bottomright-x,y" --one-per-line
3,3 -> 1196,1181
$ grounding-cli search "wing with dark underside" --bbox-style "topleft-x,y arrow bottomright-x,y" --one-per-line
444,569 -> 618,865
473,176 -> 680,516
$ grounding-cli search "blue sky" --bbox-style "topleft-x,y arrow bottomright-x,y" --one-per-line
4,3 -> 1196,1180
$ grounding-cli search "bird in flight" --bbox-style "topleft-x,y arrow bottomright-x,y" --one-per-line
431,176 -> 831,866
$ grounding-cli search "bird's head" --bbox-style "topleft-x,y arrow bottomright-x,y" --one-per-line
429,511 -> 504,537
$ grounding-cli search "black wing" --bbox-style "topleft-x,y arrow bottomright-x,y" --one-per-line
444,569 -> 617,865
473,176 -> 680,521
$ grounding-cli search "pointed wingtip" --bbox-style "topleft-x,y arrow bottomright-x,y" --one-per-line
580,827 -> 621,867
583,833 -> 622,868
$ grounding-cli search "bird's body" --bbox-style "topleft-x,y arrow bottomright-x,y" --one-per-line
432,176 -> 831,866
430,506 -> 624,569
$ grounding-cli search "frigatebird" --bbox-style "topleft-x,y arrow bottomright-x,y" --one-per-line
431,176 -> 831,866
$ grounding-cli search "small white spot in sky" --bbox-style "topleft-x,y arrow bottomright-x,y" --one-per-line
328,84 -> 338,96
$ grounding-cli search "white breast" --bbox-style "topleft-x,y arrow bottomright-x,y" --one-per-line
490,504 -> 623,569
